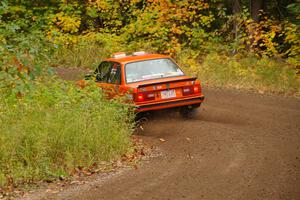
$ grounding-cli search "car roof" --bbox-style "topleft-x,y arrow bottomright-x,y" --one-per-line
106,54 -> 170,65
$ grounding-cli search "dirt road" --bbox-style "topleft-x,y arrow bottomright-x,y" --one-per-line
28,87 -> 300,200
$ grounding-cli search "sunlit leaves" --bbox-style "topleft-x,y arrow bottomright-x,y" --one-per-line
123,0 -> 215,54
236,12 -> 300,61
52,12 -> 81,33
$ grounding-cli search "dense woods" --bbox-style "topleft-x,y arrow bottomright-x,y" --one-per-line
0,0 -> 299,96
0,0 -> 299,95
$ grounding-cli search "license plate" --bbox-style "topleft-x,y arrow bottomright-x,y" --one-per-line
161,89 -> 176,99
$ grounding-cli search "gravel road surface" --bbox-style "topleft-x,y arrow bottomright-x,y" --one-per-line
31,86 -> 299,200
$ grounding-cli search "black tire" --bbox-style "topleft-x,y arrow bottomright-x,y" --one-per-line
134,111 -> 150,122
179,103 -> 201,119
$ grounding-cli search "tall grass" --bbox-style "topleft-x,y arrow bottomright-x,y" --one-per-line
52,42 -> 109,69
0,80 -> 134,187
177,51 -> 300,95
51,33 -> 125,69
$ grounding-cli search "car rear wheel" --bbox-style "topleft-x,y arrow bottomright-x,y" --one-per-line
179,103 -> 201,119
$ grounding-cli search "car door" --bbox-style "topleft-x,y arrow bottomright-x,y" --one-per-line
95,61 -> 122,98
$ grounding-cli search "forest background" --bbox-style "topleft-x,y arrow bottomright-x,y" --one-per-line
1,0 -> 300,95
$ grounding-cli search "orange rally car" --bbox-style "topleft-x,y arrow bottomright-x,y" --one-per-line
82,52 -> 205,117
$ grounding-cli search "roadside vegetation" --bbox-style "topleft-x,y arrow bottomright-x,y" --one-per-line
48,0 -> 299,95
0,82 -> 134,187
0,0 -> 299,190
178,50 -> 299,94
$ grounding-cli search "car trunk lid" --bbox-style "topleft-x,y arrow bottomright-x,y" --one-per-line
132,77 -> 201,103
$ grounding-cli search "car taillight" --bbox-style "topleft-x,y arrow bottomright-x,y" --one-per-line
137,93 -> 144,101
135,92 -> 155,102
193,84 -> 200,93
182,84 -> 201,96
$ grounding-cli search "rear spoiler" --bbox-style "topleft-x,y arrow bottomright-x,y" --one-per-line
137,77 -> 197,88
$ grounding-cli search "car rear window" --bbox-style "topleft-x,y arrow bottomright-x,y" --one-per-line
125,58 -> 184,83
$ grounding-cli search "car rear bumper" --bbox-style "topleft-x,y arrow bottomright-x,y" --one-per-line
136,95 -> 205,112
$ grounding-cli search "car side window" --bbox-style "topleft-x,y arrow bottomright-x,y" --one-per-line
107,63 -> 122,84
95,62 -> 121,84
95,61 -> 111,82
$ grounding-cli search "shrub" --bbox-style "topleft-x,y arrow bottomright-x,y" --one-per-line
178,50 -> 300,95
50,33 -> 125,69
0,80 -> 134,187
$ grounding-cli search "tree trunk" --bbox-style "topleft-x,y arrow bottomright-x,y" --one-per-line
250,0 -> 265,22
232,0 -> 241,53
233,0 -> 241,14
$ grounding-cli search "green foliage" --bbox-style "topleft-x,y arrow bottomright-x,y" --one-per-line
51,33 -> 125,68
0,33 -> 54,96
236,10 -> 299,62
178,50 -> 300,95
286,2 -> 300,26
1,0 -> 299,57
0,0 -> 56,96
39,0 -> 299,62
123,0 -> 215,54
0,80 -> 134,187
